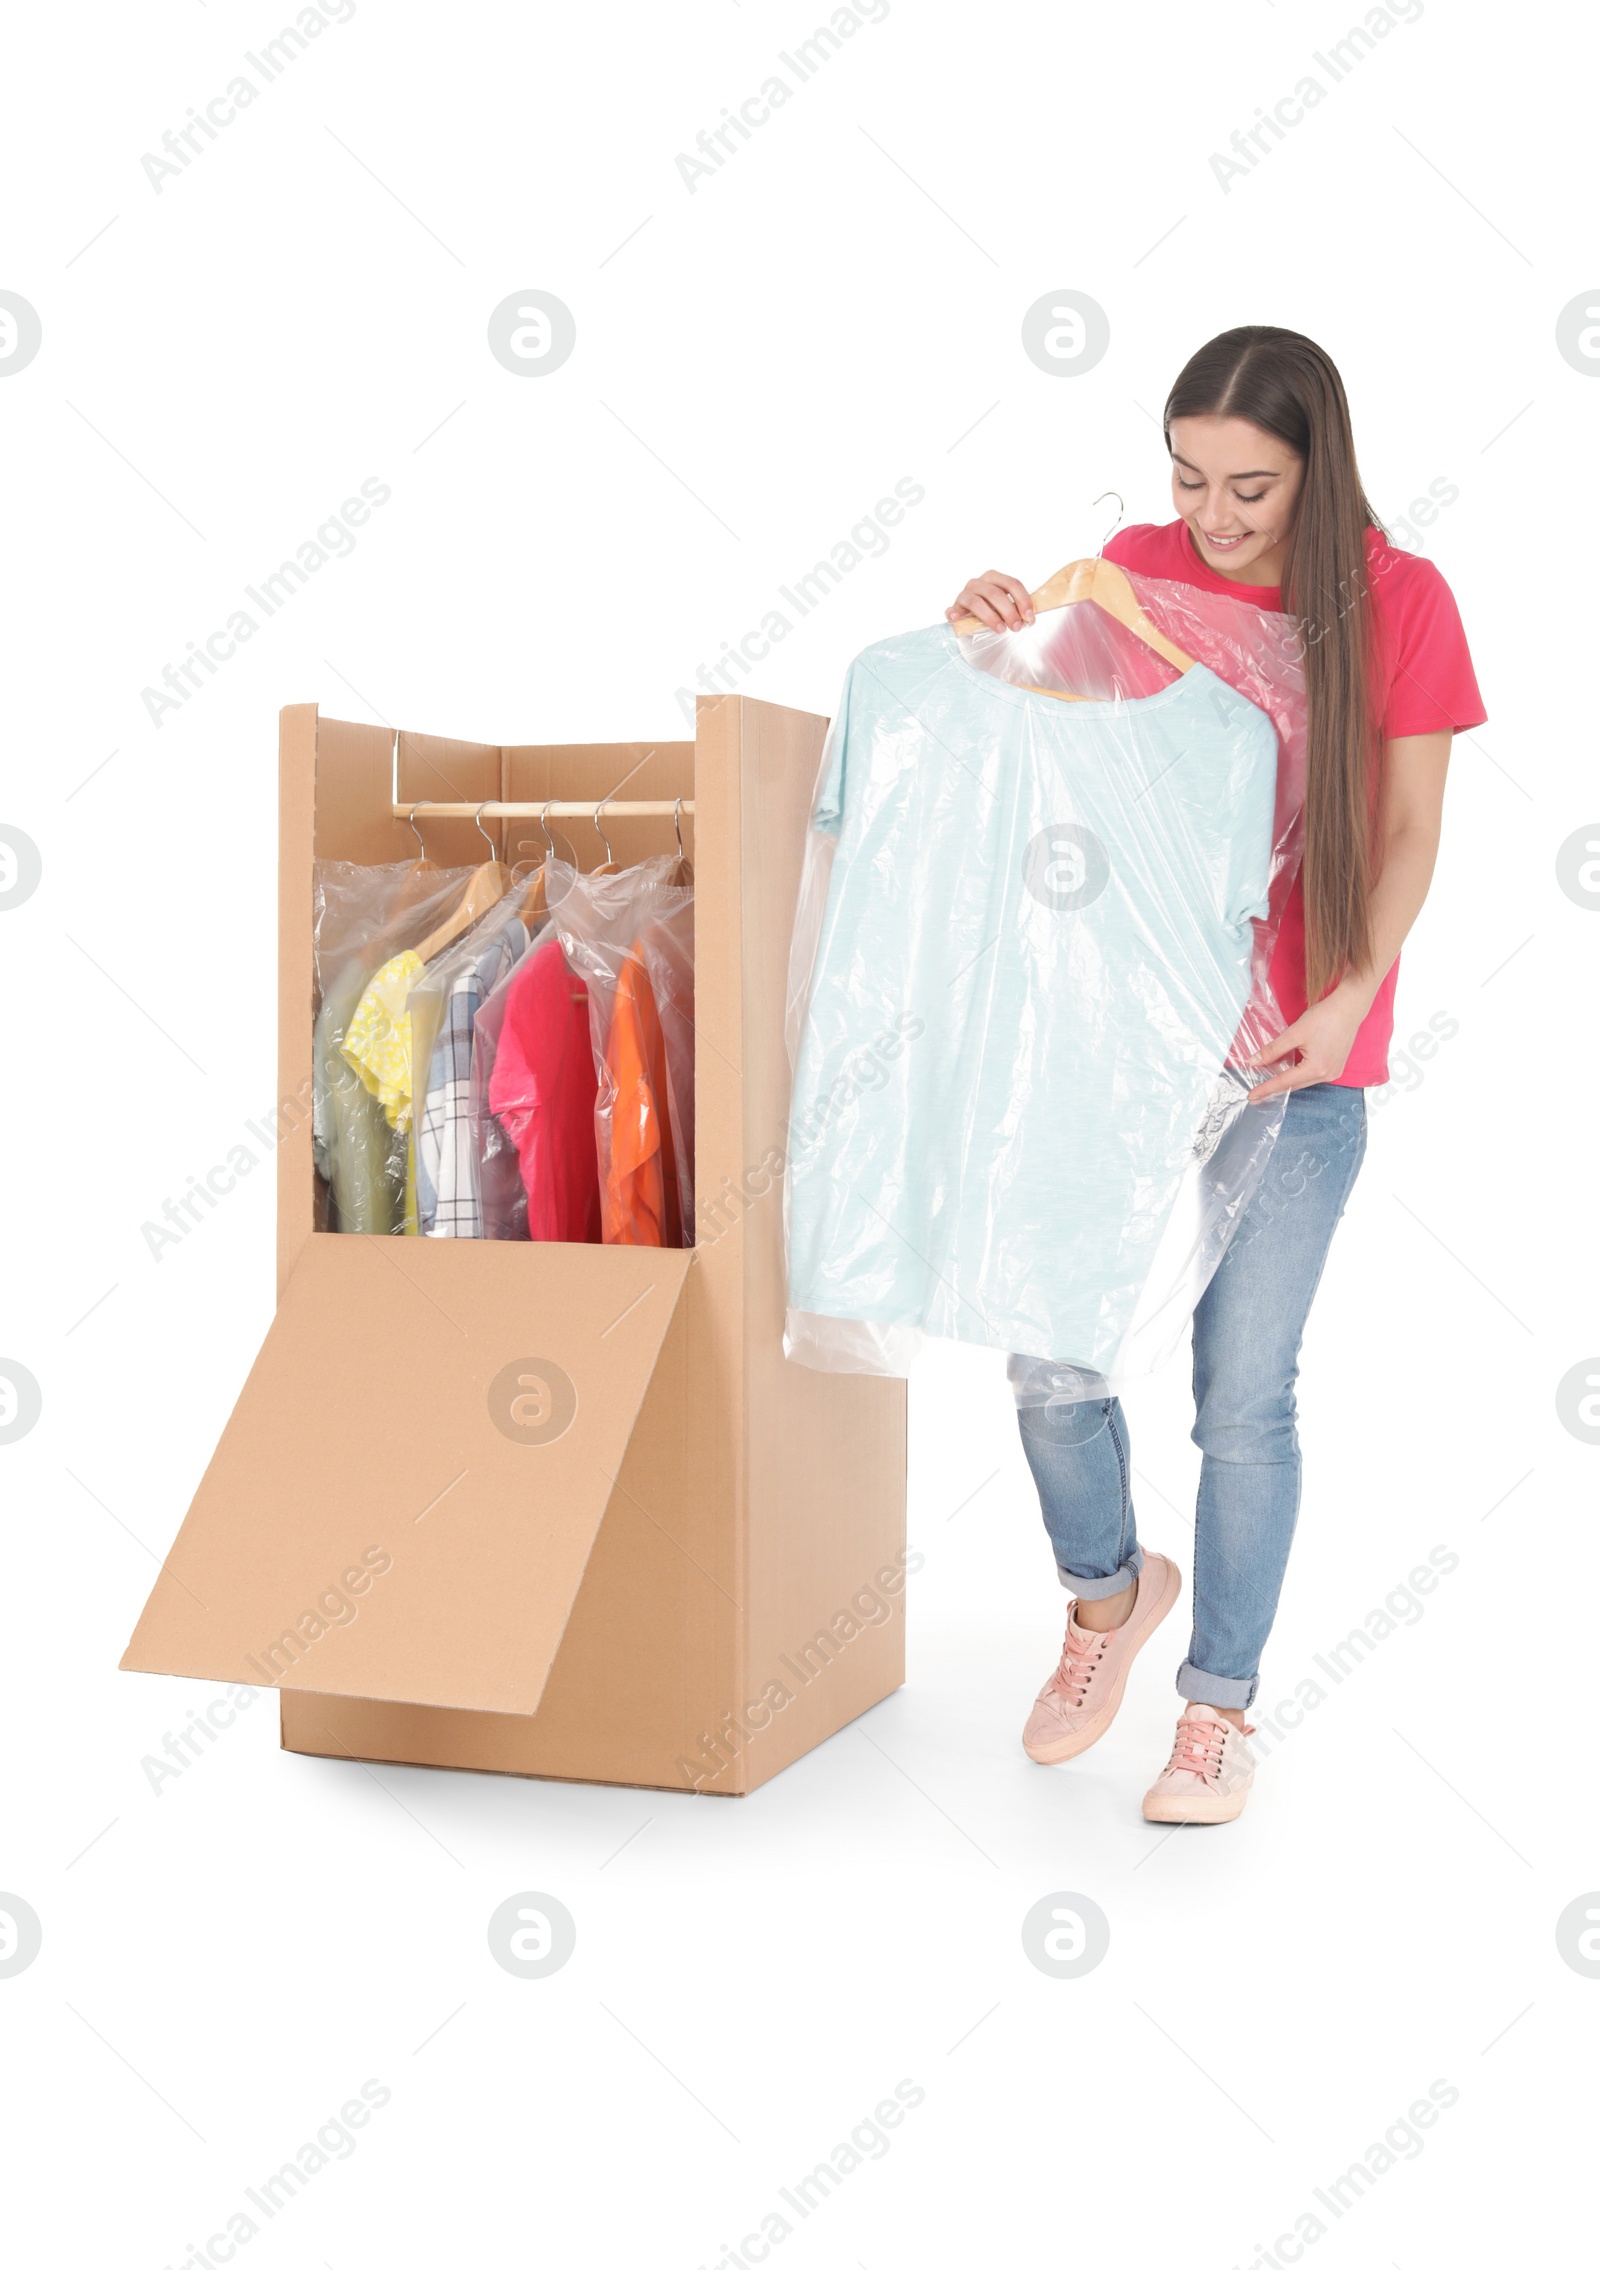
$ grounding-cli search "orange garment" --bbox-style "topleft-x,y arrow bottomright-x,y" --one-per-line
602,946 -> 682,1246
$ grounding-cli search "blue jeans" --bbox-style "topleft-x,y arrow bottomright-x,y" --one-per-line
1017,1082 -> 1368,1708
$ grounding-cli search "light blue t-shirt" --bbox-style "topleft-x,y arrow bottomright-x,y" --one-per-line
786,624 -> 1280,1367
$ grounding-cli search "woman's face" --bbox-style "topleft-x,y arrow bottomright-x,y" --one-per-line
1167,414 -> 1303,583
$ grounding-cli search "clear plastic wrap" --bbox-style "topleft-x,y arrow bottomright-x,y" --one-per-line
545,854 -> 697,1246
783,568 -> 1308,1398
480,926 -> 601,1244
468,960 -> 531,1241
312,858 -> 480,1234
409,898 -> 540,1237
631,908 -> 696,1242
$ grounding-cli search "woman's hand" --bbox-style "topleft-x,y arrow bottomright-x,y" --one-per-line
946,571 -> 1036,633
1247,737 -> 1453,1105
1244,984 -> 1370,1101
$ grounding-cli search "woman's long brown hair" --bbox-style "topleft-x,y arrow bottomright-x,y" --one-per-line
1164,326 -> 1385,1001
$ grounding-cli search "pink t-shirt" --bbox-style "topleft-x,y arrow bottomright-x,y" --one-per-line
1104,519 -> 1487,1087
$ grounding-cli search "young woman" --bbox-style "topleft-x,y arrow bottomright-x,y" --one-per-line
947,325 -> 1485,1826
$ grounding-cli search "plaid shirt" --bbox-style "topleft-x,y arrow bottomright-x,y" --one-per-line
416,918 -> 531,1235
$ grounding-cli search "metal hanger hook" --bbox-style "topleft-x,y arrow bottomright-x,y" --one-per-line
673,796 -> 686,862
510,800 -> 562,878
473,801 -> 498,859
593,801 -> 614,866
406,803 -> 428,858
1093,491 -> 1125,557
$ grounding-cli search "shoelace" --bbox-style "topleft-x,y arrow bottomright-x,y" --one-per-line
1051,1627 -> 1110,1709
1165,1715 -> 1229,1782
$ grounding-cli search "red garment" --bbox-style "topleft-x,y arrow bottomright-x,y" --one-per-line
487,936 -> 601,1242
1105,519 -> 1487,1087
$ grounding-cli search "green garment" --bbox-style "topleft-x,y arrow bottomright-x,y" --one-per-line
313,956 -> 405,1234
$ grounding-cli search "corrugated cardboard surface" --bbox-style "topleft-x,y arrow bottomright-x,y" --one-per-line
704,695 -> 909,1795
121,1237 -> 690,1715
280,1267 -> 703,1788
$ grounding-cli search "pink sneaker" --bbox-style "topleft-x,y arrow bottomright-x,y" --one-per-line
1142,1703 -> 1257,1824
1022,1552 -> 1181,1764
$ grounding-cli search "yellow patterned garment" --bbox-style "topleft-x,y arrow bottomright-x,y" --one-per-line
340,951 -> 424,1133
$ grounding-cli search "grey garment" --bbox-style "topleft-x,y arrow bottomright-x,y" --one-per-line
313,956 -> 403,1234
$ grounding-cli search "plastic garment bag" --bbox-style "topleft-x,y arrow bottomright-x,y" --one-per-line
468,959 -> 533,1241
478,929 -> 602,1244
784,569 -> 1307,1396
545,855 -> 697,1246
408,897 -> 539,1237
312,858 -> 480,1234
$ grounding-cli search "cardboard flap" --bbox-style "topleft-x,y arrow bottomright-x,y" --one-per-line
121,1236 -> 693,1716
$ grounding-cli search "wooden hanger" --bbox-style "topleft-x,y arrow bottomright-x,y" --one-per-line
369,749 -> 455,951
950,557 -> 1196,704
403,803 -> 436,875
510,806 -> 556,925
510,863 -> 547,926
356,805 -> 449,961
667,796 -> 693,887
589,802 -> 621,878
410,804 -> 508,963
389,805 -> 440,900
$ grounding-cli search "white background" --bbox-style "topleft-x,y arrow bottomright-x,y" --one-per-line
1,2 -> 1593,2264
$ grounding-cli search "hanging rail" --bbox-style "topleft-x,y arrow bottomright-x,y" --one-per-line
390,799 -> 694,819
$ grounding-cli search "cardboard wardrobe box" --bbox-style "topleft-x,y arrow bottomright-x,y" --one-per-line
120,698 -> 907,1794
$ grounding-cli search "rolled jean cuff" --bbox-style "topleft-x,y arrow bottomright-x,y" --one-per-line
1176,1657 -> 1258,1709
1057,1543 -> 1144,1599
